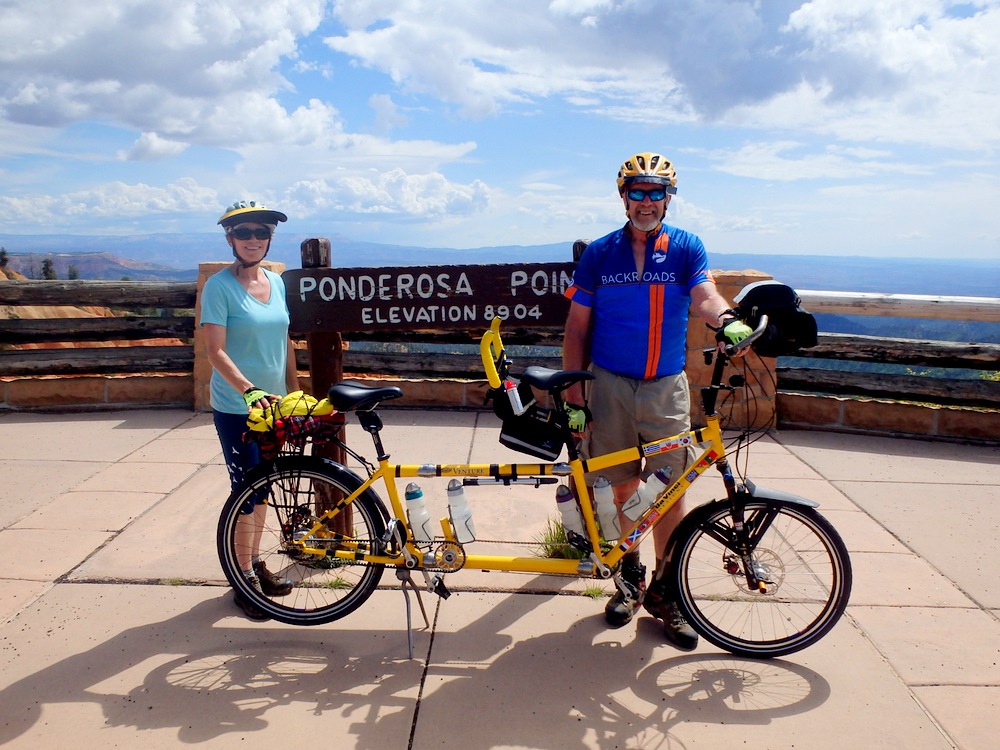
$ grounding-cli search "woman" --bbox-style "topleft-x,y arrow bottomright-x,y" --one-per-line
201,200 -> 299,620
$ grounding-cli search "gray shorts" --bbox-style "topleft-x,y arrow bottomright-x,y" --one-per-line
583,365 -> 694,487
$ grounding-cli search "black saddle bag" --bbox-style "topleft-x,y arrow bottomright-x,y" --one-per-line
486,381 -> 564,461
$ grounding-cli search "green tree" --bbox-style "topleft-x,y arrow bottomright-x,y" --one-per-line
68,265 -> 80,280
42,258 -> 57,280
0,247 -> 7,268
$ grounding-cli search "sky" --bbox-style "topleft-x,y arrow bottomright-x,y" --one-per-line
1,0 -> 999,260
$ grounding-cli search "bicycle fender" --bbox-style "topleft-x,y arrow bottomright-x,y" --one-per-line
744,478 -> 819,508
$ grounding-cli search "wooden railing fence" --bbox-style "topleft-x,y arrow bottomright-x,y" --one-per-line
1,254 -> 999,408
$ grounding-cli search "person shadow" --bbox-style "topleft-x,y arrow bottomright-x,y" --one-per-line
0,584 -> 831,748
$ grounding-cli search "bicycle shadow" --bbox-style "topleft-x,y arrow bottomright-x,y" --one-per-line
413,590 -> 833,749
0,592 -> 429,746
0,586 -> 832,749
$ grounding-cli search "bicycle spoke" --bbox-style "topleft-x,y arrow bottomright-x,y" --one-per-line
674,500 -> 851,658
218,456 -> 387,625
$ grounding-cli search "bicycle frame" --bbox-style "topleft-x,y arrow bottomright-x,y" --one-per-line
294,419 -> 727,578
291,317 -> 748,582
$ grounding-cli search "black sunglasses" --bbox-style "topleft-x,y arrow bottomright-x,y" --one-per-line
230,226 -> 272,241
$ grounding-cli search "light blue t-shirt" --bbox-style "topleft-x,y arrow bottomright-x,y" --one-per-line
200,268 -> 291,414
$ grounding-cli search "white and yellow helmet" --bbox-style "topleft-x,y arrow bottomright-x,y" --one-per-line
217,200 -> 287,230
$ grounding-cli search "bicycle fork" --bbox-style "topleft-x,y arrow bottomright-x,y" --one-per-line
716,459 -> 774,595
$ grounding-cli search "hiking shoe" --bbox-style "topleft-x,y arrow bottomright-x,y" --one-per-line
253,560 -> 293,596
661,602 -> 699,650
234,574 -> 270,622
605,560 -> 646,627
644,576 -> 699,649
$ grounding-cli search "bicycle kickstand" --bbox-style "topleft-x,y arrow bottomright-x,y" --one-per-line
396,568 -> 431,659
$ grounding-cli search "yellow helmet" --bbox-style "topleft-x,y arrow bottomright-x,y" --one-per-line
218,200 -> 287,229
616,153 -> 678,194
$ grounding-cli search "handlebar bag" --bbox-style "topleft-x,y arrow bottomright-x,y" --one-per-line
486,382 -> 564,461
498,403 -> 564,461
734,280 -> 818,357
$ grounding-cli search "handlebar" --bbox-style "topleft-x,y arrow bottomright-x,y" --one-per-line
479,317 -> 529,416
724,313 -> 769,357
480,317 -> 505,389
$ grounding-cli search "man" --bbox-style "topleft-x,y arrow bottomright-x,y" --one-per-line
562,152 -> 749,648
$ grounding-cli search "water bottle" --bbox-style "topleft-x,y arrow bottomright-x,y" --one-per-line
405,482 -> 434,544
447,479 -> 476,543
555,484 -> 585,538
592,476 -> 620,541
503,378 -> 526,416
621,467 -> 672,522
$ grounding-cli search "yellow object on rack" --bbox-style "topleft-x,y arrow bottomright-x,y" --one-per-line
246,390 -> 335,431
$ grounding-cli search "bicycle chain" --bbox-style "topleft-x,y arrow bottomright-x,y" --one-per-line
304,536 -> 610,574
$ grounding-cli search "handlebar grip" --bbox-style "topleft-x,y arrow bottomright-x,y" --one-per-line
725,313 -> 769,356
480,316 -> 504,389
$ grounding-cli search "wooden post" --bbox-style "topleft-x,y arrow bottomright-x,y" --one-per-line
300,238 -> 350,522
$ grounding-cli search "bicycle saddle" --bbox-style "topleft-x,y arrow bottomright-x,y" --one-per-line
519,366 -> 594,393
327,382 -> 404,412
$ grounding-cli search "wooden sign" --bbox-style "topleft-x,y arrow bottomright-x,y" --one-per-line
284,262 -> 575,333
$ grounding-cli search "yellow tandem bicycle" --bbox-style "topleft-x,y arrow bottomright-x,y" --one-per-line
217,304 -> 851,659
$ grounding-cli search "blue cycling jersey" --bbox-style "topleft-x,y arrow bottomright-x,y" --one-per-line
564,223 -> 713,379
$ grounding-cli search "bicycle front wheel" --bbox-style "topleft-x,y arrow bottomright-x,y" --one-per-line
671,499 -> 851,658
217,456 -> 388,625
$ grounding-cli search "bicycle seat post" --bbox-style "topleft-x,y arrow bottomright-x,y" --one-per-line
356,409 -> 389,461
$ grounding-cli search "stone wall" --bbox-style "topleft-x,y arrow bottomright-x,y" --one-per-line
0,373 -> 193,410
778,392 -> 1000,444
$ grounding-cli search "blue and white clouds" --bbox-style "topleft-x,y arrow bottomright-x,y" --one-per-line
0,0 -> 997,256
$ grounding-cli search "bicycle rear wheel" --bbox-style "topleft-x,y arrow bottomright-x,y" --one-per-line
217,455 -> 388,625
671,499 -> 851,658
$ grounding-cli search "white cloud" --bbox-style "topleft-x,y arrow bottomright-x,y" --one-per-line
704,141 -> 928,182
0,0 -> 332,148
369,93 -> 409,134
0,0 -> 493,233
0,177 -> 218,229
282,169 -> 490,219
122,132 -> 189,161
324,0 -> 1000,150
325,0 -> 677,118
0,0 -> 998,255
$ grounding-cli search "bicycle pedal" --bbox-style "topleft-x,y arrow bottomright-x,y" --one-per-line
617,579 -> 641,603
429,574 -> 451,600
566,529 -> 593,554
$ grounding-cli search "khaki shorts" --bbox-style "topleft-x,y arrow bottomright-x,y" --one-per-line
583,365 -> 695,487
